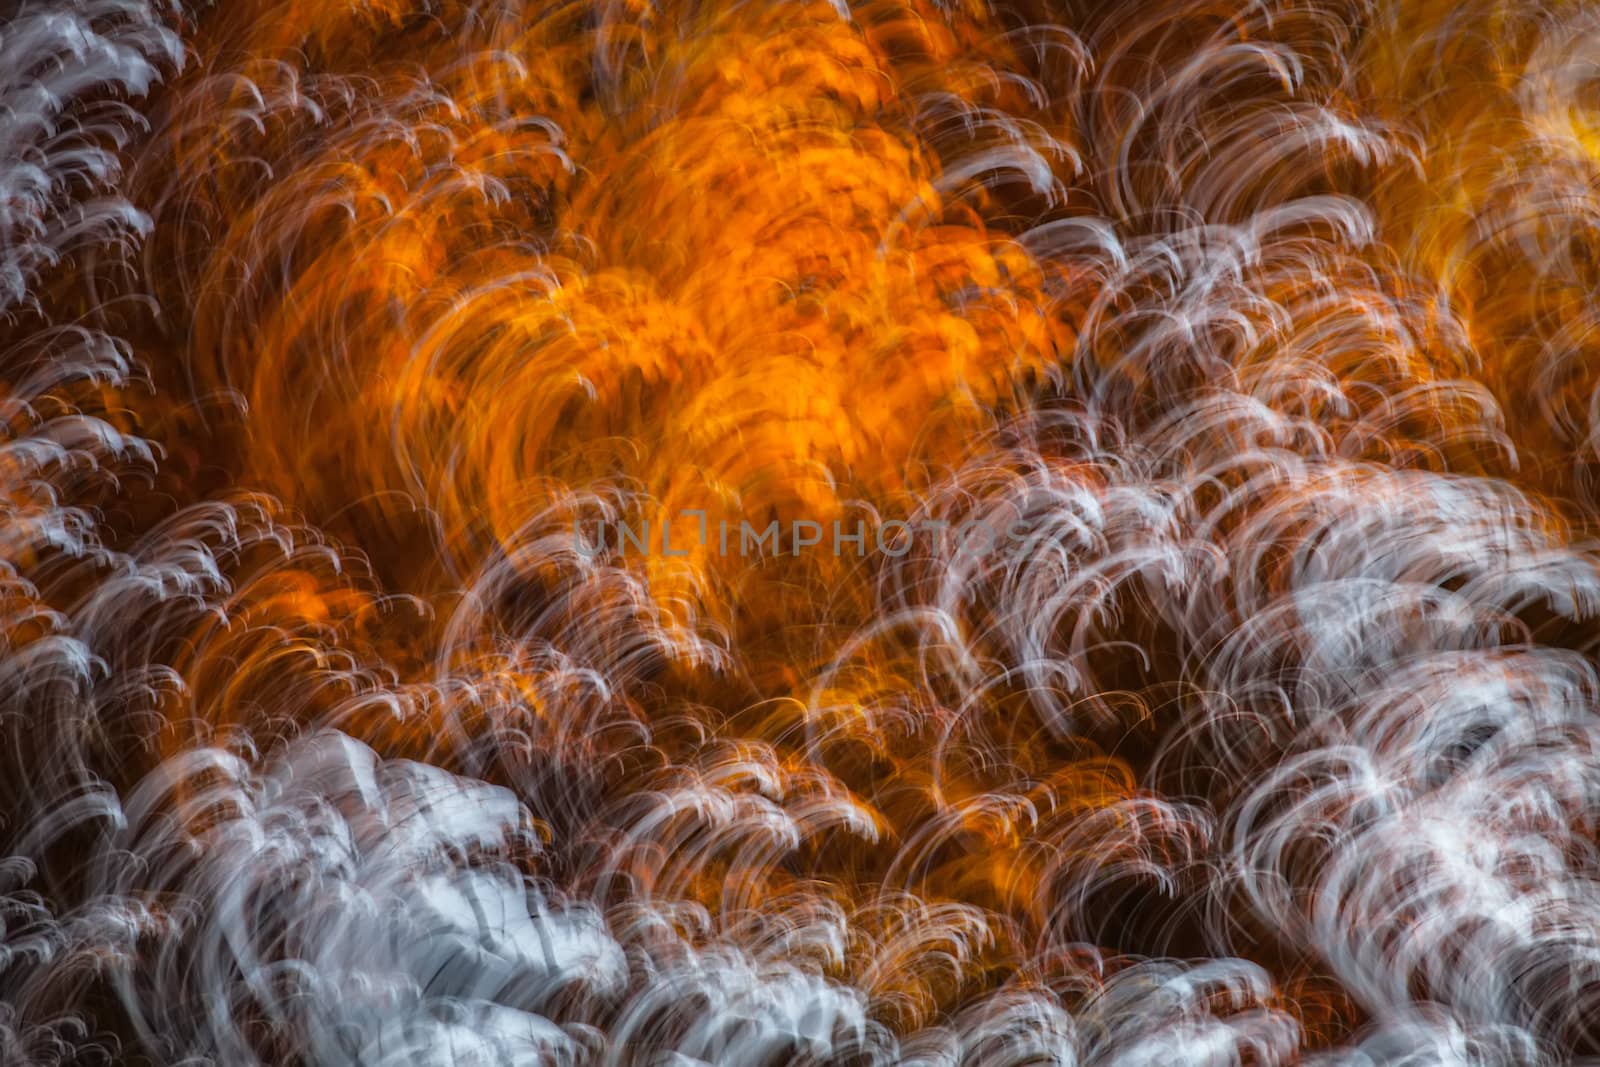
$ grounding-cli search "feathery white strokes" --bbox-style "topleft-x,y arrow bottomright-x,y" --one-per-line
5,1 -> 1600,1065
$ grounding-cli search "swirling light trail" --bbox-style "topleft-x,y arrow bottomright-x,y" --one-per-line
4,0 -> 1600,1064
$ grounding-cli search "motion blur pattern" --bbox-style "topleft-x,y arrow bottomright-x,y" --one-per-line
5,0 -> 1600,1063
